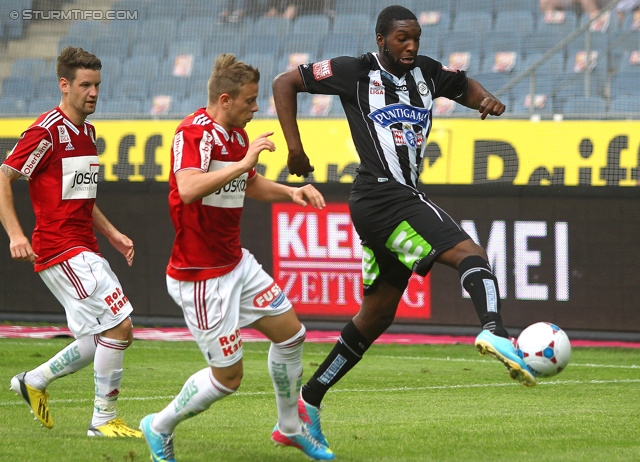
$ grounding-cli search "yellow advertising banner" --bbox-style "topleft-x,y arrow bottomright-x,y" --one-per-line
1,118 -> 639,186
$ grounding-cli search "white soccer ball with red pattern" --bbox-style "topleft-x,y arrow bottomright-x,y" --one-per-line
516,322 -> 571,378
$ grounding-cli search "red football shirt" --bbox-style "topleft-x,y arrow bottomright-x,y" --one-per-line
3,108 -> 100,271
166,108 -> 257,281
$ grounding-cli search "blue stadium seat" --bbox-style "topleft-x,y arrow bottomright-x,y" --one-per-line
536,10 -> 578,36
511,92 -> 554,116
121,56 -> 160,81
282,32 -> 323,63
186,77 -> 208,101
471,71 -> 512,98
418,8 -> 451,37
483,31 -> 524,55
0,97 -> 28,116
440,31 -> 483,73
452,11 -> 493,35
617,50 -> 640,74
2,76 -> 35,100
332,14 -> 374,36
562,95 -> 606,118
244,33 -> 282,56
147,0 -> 184,20
454,0 -> 495,14
419,32 -> 442,61
420,0 -> 453,17
119,79 -> 149,99
11,58 -> 47,80
151,75 -> 189,100
493,0 -> 537,15
609,31 -> 640,71
481,51 -> 523,75
98,98 -> 143,117
577,10 -> 619,35
520,52 -> 565,78
250,16 -> 293,41
130,38 -> 166,58
494,10 -> 535,33
34,76 -> 60,99
566,32 -> 609,75
182,1 -> 224,19
208,29 -> 244,58
27,97 -> 59,116
610,70 -> 640,97
292,14 -> 330,35
66,21 -> 106,41
139,19 -> 177,46
609,94 -> 640,116
167,40 -> 204,61
92,36 -> 130,58
523,31 -> 566,60
321,33 -> 362,59
554,74 -> 604,110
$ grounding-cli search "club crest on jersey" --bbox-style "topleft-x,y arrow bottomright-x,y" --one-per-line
417,81 -> 429,96
368,103 -> 430,130
58,126 -> 71,144
254,283 -> 286,309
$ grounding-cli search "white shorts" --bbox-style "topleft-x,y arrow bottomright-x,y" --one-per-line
166,249 -> 292,368
39,251 -> 133,338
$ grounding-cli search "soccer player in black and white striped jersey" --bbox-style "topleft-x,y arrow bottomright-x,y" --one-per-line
272,4 -> 536,452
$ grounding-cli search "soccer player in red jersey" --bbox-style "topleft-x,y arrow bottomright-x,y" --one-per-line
139,54 -> 334,461
0,47 -> 141,438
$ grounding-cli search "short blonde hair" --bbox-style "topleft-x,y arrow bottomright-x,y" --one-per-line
207,53 -> 260,105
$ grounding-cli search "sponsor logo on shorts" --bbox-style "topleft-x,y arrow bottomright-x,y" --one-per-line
104,286 -> 129,315
219,329 -> 242,357
313,60 -> 332,80
254,283 -> 286,309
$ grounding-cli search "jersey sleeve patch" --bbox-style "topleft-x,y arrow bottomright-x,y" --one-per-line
21,139 -> 52,177
312,60 -> 333,80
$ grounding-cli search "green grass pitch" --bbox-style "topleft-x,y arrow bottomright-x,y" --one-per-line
1,338 -> 639,461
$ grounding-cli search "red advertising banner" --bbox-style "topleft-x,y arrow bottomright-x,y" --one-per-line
272,203 -> 431,319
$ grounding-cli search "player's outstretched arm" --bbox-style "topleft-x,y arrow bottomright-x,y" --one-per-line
0,165 -> 37,262
272,69 -> 315,178
458,77 -> 506,120
246,175 -> 325,209
92,205 -> 135,266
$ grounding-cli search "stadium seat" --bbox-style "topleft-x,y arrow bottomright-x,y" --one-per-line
0,97 -> 28,115
481,51 -> 523,75
130,38 -> 166,58
244,33 -> 282,56
121,56 -> 160,81
66,21 -> 105,41
511,92 -> 554,116
494,0 -> 537,15
282,32 -> 323,63
523,31 -> 566,60
620,9 -> 640,31
92,36 -> 130,58
562,95 -> 606,118
554,74 -> 603,110
332,14 -> 374,36
440,31 -> 483,74
471,71 -> 512,99
420,0 -> 453,17
617,50 -> 640,74
609,70 -> 640,98
119,78 -> 150,100
483,31 -> 524,55
11,58 -> 47,80
494,10 -> 535,33
609,94 -> 640,116
139,19 -> 178,47
207,29 -> 244,59
420,33 -> 442,61
536,10 -> 578,36
454,0 -> 495,15
167,40 -> 204,62
147,0 -> 184,20
250,16 -> 293,41
321,33 -> 362,59
98,98 -> 143,118
608,31 -> 640,71
27,97 -> 59,116
2,76 -> 35,101
418,11 -> 451,40
566,32 -> 609,74
520,53 -> 565,79
34,76 -> 60,99
452,11 -> 493,35
577,10 -> 619,35
292,15 -> 330,35
182,1 -> 225,19
151,75 -> 189,100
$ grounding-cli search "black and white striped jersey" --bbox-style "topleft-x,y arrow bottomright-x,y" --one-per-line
298,52 -> 467,189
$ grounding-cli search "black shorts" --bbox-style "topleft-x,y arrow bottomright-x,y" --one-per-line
349,178 -> 471,295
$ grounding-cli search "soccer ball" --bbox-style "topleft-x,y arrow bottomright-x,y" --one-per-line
516,322 -> 571,378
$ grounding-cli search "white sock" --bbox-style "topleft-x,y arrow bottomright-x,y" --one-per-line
152,367 -> 234,434
91,336 -> 128,427
269,325 -> 305,435
26,335 -> 98,390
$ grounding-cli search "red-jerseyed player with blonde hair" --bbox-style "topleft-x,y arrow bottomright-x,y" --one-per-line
0,47 -> 141,438
139,54 -> 334,461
